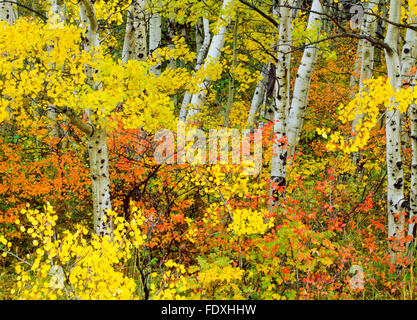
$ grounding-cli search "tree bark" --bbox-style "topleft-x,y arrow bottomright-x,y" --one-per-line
186,0 -> 234,122
285,0 -> 323,160
79,0 -> 112,235
384,0 -> 406,264
149,2 -> 162,75
179,18 -> 210,121
247,64 -> 269,128
47,0 -> 64,141
270,0 -> 294,208
0,1 -> 17,25
351,0 -> 380,165
403,15 -> 417,247
349,41 -> 363,100
0,1 -> 16,138
408,72 -> 417,247
87,128 -> 112,235
122,0 -> 147,63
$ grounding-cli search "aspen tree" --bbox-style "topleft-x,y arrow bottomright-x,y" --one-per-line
384,0 -> 406,263
247,64 -> 269,127
47,0 -> 64,141
270,0 -> 323,206
0,1 -> 16,138
285,0 -> 324,160
0,1 -> 16,25
270,0 -> 294,207
179,18 -> 211,121
409,71 -> 417,246
78,0 -> 112,235
122,0 -> 147,63
349,32 -> 363,99
404,14 -> 417,246
351,0 -> 381,165
149,1 -> 162,75
186,0 -> 234,122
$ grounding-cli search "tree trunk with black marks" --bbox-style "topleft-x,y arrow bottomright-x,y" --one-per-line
351,0 -> 380,165
0,1 -> 17,138
0,1 -> 17,25
122,0 -> 147,63
403,15 -> 417,248
47,0 -> 64,142
186,0 -> 234,122
149,2 -> 162,76
269,0 -> 294,209
285,0 -> 323,160
88,128 -> 112,235
78,0 -> 112,235
349,40 -> 363,100
384,0 -> 406,264
409,77 -> 417,248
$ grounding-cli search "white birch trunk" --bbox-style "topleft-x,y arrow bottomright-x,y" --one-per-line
0,1 -> 16,138
285,0 -> 323,159
122,0 -> 147,63
284,14 -> 292,120
79,0 -> 112,235
87,128 -> 112,235
400,17 -> 417,84
179,18 -> 210,121
351,0 -> 380,164
149,2 -> 162,75
349,40 -> 363,99
404,17 -> 417,244
400,16 -> 417,156
186,0 -> 234,122
247,64 -> 269,127
167,19 -> 178,105
270,0 -> 294,207
0,2 -> 16,25
48,0 -> 63,25
47,0 -> 64,141
409,72 -> 417,245
384,0 -> 406,263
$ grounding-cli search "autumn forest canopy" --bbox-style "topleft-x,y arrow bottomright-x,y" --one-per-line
0,0 -> 417,300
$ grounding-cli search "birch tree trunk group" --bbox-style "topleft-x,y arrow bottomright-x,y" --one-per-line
4,0 -> 417,264
243,0 -> 417,265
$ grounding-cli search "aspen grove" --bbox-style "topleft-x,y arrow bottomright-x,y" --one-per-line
1,0 -> 417,300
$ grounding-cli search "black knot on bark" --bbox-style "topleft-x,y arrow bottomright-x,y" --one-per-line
394,178 -> 403,189
399,199 -> 410,211
271,176 -> 286,187
396,161 -> 402,170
